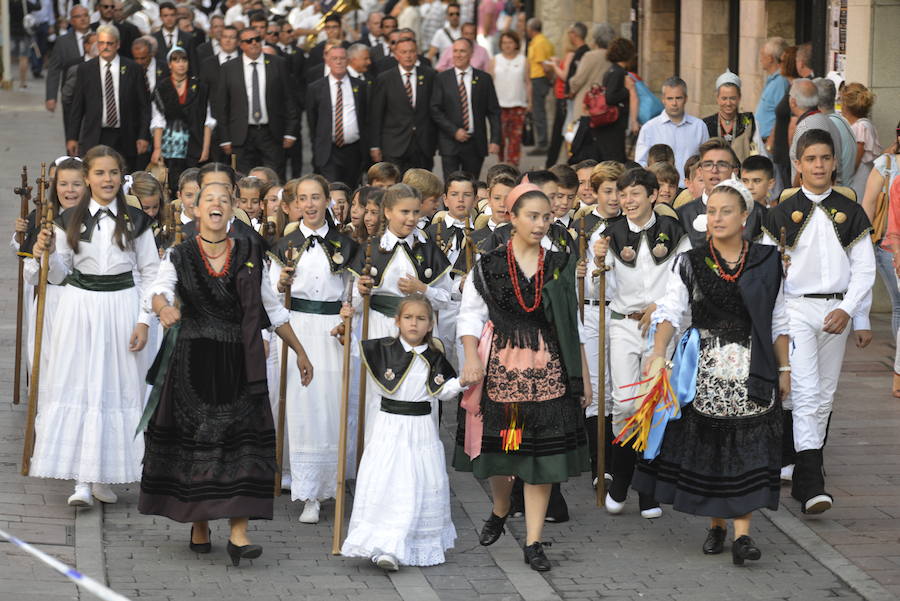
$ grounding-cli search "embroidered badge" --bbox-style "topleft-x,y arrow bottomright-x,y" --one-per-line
652,243 -> 668,258
791,210 -> 803,223
620,246 -> 636,262
384,368 -> 395,381
434,374 -> 444,386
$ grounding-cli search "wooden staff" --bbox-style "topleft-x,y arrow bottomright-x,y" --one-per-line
13,166 -> 32,405
593,254 -> 610,507
274,242 -> 298,495
779,226 -> 791,276
355,239 -> 373,467
21,164 -> 50,476
332,278 -> 354,555
173,203 -> 183,246
577,227 -> 586,322
230,153 -> 237,171
464,216 -> 474,272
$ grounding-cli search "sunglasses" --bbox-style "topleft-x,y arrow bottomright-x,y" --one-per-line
240,36 -> 262,44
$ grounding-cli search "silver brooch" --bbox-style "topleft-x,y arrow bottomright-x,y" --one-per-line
620,246 -> 636,262
434,374 -> 445,386
370,266 -> 378,277
424,267 -> 433,278
80,224 -> 87,233
384,368 -> 395,381
651,243 -> 668,258
332,252 -> 343,264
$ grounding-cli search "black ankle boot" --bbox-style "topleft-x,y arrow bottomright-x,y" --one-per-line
702,526 -> 726,554
479,512 -> 508,546
732,535 -> 761,565
523,541 -> 552,571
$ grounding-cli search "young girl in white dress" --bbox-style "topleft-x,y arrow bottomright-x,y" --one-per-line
349,183 -> 453,446
341,294 -> 467,571
270,174 -> 360,525
29,145 -> 160,507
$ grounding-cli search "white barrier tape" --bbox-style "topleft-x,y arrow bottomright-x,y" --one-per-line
0,527 -> 132,601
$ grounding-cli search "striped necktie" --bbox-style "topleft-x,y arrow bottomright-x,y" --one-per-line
404,71 -> 414,107
458,70 -> 469,132
334,80 -> 344,147
104,61 -> 118,127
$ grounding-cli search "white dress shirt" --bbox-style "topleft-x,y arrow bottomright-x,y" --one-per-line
48,199 -> 160,325
438,212 -> 468,266
242,54 -> 268,125
328,74 -> 360,145
601,213 -> 693,314
580,209 -> 619,301
145,57 -> 159,91
347,65 -> 367,82
218,50 -> 237,64
161,27 -> 182,50
635,112 -> 710,185
75,30 -> 86,57
398,64 -> 417,107
99,55 -> 121,128
454,67 -> 475,134
760,187 -> 876,329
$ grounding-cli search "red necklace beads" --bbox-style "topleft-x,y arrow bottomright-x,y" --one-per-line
197,235 -> 233,277
506,239 -> 545,312
708,238 -> 747,282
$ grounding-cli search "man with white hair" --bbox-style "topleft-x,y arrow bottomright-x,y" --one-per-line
788,78 -> 843,185
754,36 -> 789,142
346,43 -> 372,82
814,77 -> 856,189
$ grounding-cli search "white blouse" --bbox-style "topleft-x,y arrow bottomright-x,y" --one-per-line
652,254 -> 790,341
271,223 -> 350,302
144,248 -> 290,330
46,199 -> 160,324
368,338 -> 465,405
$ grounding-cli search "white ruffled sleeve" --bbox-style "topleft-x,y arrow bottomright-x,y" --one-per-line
142,251 -> 178,312
262,262 -> 290,328
436,377 -> 467,401
457,267 -> 489,340
772,281 -> 789,340
651,256 -> 691,331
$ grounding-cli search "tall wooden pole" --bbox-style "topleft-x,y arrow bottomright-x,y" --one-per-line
354,241 -> 373,467
577,228 -> 586,322
331,281 -> 354,555
595,262 -> 609,507
274,242 -> 297,495
13,166 -> 32,405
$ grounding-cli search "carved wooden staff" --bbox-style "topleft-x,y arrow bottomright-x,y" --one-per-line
275,242 -> 298,495
577,227 -> 586,322
355,239 -> 373,467
593,248 -> 610,507
332,278 -> 354,555
13,166 -> 32,405
21,164 -> 50,476
464,216 -> 474,272
173,202 -> 183,246
779,226 -> 791,276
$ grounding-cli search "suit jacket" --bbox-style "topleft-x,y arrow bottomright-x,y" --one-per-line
369,65 -> 436,158
195,40 -> 215,64
214,54 -> 298,147
371,54 -> 432,77
305,62 -> 328,85
306,74 -> 367,169
90,20 -> 140,59
46,30 -> 84,102
307,39 -> 350,67
430,67 -> 500,159
66,57 -> 151,153
152,28 -> 197,68
369,42 -> 390,64
276,44 -> 307,111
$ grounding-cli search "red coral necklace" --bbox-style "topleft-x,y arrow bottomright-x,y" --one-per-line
197,235 -> 233,277
506,239 -> 544,312
708,238 -> 747,282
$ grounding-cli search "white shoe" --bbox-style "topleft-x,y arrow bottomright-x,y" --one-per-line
604,493 -> 625,515
640,507 -> 663,519
804,494 -> 833,515
374,553 -> 399,572
780,465 -> 794,482
91,483 -> 117,504
298,500 -> 320,524
67,483 -> 93,507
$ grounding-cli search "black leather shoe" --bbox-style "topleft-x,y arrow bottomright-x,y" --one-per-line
226,540 -> 263,567
732,535 -> 761,566
189,527 -> 211,554
478,512 -> 508,546
523,541 -> 552,571
702,526 -> 726,555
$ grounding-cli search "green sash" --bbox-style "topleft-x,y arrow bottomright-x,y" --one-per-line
135,322 -> 180,437
65,269 -> 134,291
290,298 -> 342,315
371,294 -> 402,317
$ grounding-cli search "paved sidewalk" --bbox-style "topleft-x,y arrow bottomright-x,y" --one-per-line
0,81 -> 896,601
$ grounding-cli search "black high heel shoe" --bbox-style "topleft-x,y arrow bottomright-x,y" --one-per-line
189,527 -> 211,554
732,535 -> 761,566
226,540 -> 263,567
478,512 -> 508,546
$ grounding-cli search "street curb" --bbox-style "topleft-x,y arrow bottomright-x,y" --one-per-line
74,502 -> 107,597
761,505 -> 897,601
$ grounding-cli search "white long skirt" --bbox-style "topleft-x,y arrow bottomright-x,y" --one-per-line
29,285 -> 145,483
25,283 -> 62,378
354,311 -> 438,446
341,409 -> 456,566
283,310 -> 353,502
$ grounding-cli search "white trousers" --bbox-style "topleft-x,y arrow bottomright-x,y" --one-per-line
609,317 -> 649,437
581,304 -> 613,419
787,297 -> 851,452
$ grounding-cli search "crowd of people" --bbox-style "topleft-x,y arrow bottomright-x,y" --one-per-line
9,0 -> 900,583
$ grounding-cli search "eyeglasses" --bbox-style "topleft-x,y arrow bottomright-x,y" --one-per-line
240,36 -> 262,44
700,160 -> 735,171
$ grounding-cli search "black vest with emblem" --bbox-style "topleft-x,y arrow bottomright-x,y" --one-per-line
268,225 -> 359,272
347,233 -> 451,286
605,214 -> 686,267
55,202 -> 153,245
762,189 -> 872,250
360,336 -> 457,397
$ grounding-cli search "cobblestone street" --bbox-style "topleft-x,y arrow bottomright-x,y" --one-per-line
1,83 -> 898,601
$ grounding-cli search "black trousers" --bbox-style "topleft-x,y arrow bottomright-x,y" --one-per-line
385,144 -> 434,176
544,98 -> 568,168
318,141 -> 362,187
234,125 -> 285,181
440,140 -> 484,180
98,127 -> 136,173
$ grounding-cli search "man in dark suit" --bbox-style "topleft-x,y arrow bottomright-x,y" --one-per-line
274,18 -> 306,179
46,5 -> 91,137
360,11 -> 384,48
430,38 -> 500,179
369,14 -> 396,63
199,26 -> 240,165
131,36 -> 169,95
66,25 -> 151,171
369,38 -> 436,173
194,14 -> 225,64
307,43 -> 367,186
307,14 -> 350,69
215,27 -> 298,180
90,0 -> 140,59
371,27 -> 432,77
153,2 -> 196,68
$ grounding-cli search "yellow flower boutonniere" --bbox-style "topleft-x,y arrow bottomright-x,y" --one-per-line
329,239 -> 342,248
553,267 -> 560,280
120,65 -> 127,74
246,261 -> 255,268
191,84 -> 197,92
472,77 -> 478,86
415,253 -> 424,263
352,87 -> 359,94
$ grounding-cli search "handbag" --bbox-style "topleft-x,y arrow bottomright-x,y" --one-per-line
22,0 -> 37,35
629,73 -> 664,125
521,112 -> 535,147
872,154 -> 894,244
584,84 -> 619,128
